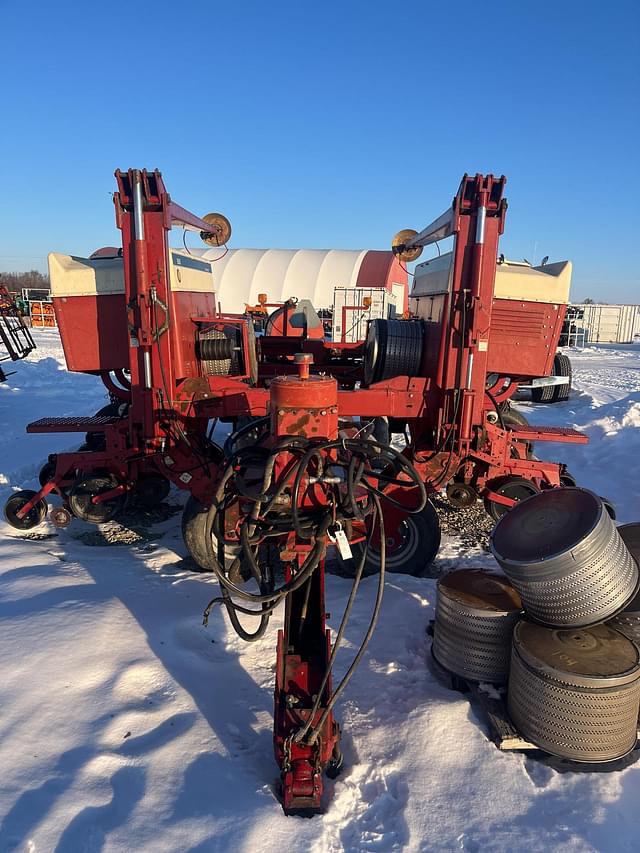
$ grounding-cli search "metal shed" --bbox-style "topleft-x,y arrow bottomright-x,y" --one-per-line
570,304 -> 640,344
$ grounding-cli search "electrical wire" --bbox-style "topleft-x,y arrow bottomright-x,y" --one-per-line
342,306 -> 370,341
398,260 -> 414,278
398,241 -> 440,279
182,226 -> 229,262
208,245 -> 229,262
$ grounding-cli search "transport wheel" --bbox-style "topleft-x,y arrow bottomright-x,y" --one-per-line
552,353 -> 572,402
135,475 -> 171,507
69,475 -> 127,524
484,476 -> 540,521
350,500 -> 441,577
531,380 -> 555,404
181,495 -> 244,573
4,490 -> 48,530
446,481 -> 478,508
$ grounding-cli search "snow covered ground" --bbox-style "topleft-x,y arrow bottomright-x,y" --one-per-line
1,331 -> 639,852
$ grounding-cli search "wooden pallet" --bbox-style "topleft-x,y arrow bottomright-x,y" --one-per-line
426,642 -> 537,751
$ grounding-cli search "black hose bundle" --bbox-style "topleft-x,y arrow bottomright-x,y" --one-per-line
202,427 -> 427,743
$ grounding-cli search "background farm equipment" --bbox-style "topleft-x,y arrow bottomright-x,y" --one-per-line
0,284 -> 36,382
3,169 -> 588,813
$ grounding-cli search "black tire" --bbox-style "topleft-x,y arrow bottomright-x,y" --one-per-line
135,475 -> 171,507
4,490 -> 48,530
39,459 -> 57,488
484,476 -> 540,521
350,500 -> 441,577
364,320 -> 425,385
500,407 -> 529,428
371,416 -> 390,447
560,470 -> 577,487
68,475 -> 127,524
552,353 -> 572,402
181,495 -> 243,573
531,382 -> 555,404
446,481 -> 477,508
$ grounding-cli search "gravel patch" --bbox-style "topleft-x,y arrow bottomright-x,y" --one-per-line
432,494 -> 495,552
73,501 -> 182,547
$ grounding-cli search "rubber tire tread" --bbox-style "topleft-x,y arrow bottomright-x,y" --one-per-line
181,495 -> 245,574
500,408 -> 529,428
552,352 -> 572,402
181,495 -> 216,572
377,320 -> 424,382
531,382 -> 555,403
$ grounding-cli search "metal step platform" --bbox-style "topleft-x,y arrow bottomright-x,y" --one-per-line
509,424 -> 588,444
27,416 -> 119,434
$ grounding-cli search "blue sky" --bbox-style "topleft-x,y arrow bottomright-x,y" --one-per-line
1,0 -> 638,301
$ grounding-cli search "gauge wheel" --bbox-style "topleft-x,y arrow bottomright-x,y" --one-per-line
446,482 -> 478,508
69,475 -> 127,524
484,476 -> 540,521
4,490 -> 48,530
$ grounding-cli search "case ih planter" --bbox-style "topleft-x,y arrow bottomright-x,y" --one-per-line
4,170 -> 589,813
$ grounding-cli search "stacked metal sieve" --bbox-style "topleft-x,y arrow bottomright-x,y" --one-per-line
490,489 -> 640,763
432,568 -> 522,684
609,523 -> 640,644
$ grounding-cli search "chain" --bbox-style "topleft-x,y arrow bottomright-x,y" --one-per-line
282,734 -> 294,772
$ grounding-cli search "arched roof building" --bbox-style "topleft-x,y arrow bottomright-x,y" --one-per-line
190,248 -> 408,313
